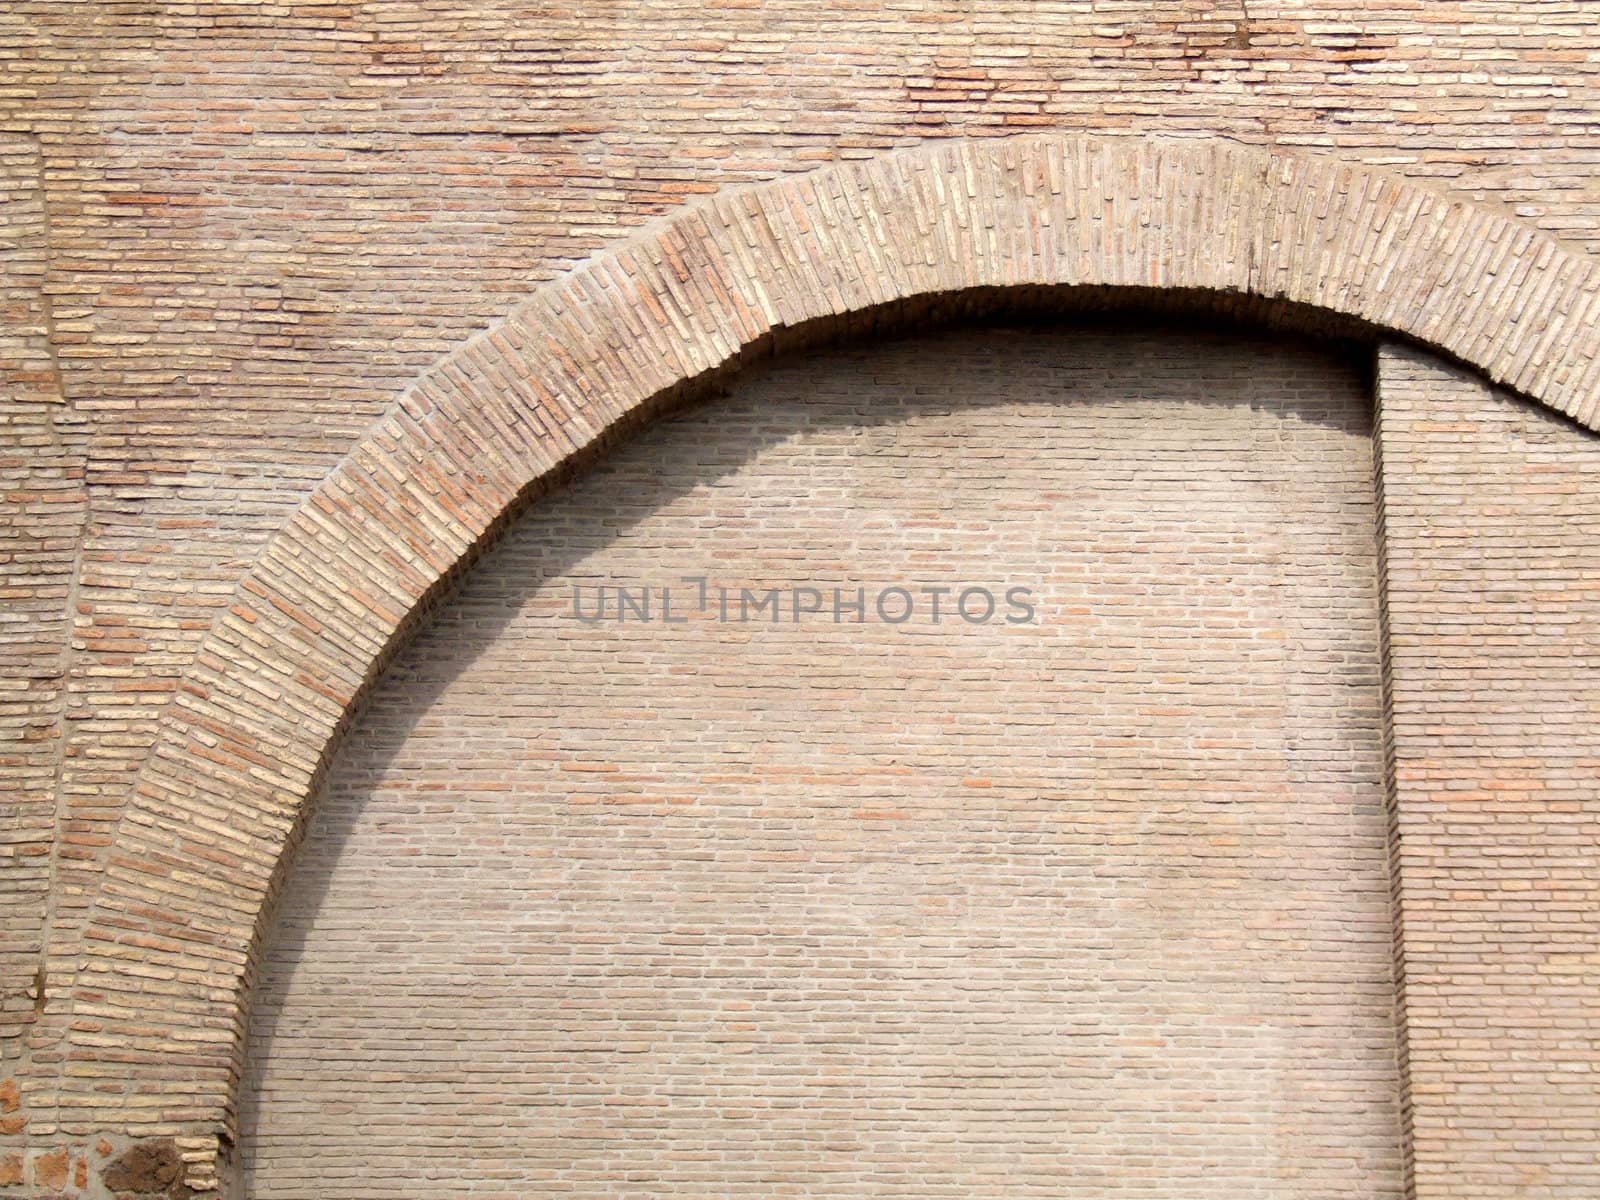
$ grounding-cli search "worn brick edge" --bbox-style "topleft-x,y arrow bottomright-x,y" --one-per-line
47,132 -> 1600,1191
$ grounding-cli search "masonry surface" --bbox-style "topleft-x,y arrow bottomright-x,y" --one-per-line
3,3 -> 1600,1198
240,327 -> 1399,1198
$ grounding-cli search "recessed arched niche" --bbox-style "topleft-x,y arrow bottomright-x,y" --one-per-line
240,317 -> 1401,1199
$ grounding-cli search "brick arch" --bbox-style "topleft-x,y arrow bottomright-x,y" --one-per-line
65,133 -> 1600,1188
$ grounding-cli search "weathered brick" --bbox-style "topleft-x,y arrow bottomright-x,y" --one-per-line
5,6 -> 1600,1196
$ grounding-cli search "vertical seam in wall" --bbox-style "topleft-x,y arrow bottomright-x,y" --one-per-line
29,126 -> 92,1136
1371,342 -> 1418,1200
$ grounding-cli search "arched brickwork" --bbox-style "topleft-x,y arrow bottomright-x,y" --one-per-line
60,133 -> 1600,1189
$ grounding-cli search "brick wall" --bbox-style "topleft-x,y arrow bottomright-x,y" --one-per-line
0,133 -> 81,1045
240,326 -> 1402,1198
8,6 -> 1600,1056
1376,346 -> 1600,1199
5,3 -> 1600,1195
